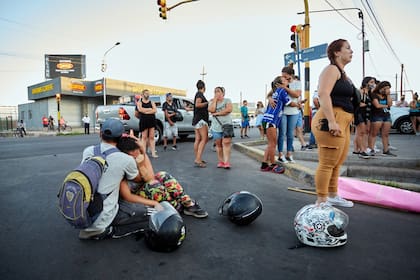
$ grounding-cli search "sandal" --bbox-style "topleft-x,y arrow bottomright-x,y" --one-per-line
194,162 -> 206,168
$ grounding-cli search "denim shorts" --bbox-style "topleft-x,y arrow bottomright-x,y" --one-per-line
211,130 -> 223,140
370,115 -> 391,123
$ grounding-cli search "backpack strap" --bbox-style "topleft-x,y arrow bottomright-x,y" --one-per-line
93,145 -> 119,158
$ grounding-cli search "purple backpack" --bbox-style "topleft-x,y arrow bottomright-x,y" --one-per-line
58,145 -> 118,229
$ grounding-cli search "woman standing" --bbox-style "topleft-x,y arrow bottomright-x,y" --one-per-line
192,80 -> 209,168
311,39 -> 355,207
277,69 -> 301,164
255,101 -> 265,140
137,89 -> 158,158
208,86 -> 233,169
353,76 -> 376,158
367,81 -> 396,156
409,92 -> 420,135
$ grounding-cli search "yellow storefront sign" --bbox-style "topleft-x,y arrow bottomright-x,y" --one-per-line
32,83 -> 54,94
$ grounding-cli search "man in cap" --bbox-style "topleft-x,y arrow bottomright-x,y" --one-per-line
162,92 -> 180,151
78,118 -> 159,240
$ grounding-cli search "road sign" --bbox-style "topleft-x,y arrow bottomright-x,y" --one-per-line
284,51 -> 296,66
300,43 -> 328,62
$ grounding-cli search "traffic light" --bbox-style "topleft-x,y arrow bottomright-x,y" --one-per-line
55,93 -> 61,102
290,25 -> 297,52
157,0 -> 167,20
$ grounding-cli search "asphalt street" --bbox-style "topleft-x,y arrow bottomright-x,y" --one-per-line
0,130 -> 419,280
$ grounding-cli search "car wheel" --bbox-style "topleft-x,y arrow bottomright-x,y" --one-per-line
397,118 -> 414,134
155,124 -> 163,144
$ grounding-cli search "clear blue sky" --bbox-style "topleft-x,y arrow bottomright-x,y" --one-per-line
1,0 -> 419,106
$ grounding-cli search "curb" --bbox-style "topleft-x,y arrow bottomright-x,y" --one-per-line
233,140 -> 420,192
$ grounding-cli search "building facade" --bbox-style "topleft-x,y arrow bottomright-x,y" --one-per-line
20,77 -> 186,130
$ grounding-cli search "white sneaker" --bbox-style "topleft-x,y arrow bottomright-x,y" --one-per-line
285,156 -> 296,163
327,196 -> 354,208
278,155 -> 289,164
388,145 -> 398,151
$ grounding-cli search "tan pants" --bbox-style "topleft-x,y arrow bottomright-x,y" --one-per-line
311,107 -> 353,197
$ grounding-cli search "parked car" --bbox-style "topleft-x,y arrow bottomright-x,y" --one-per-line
390,106 -> 413,134
232,118 -> 241,128
95,95 -> 196,143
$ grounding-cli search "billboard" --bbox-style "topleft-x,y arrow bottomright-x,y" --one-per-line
45,54 -> 86,79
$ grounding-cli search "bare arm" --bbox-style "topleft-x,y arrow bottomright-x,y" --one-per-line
119,179 -> 158,207
318,65 -> 342,134
208,98 -> 217,113
213,101 -> 232,116
195,97 -> 208,109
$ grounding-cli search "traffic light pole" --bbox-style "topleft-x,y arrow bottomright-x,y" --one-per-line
167,0 -> 199,11
303,0 -> 310,133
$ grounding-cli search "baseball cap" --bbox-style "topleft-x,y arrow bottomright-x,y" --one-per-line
166,92 -> 172,97
101,118 -> 124,138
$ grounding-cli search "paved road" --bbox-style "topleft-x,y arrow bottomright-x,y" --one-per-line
0,131 -> 419,280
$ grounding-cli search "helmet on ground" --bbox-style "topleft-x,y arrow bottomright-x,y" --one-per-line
145,201 -> 186,252
218,191 -> 263,225
294,203 -> 349,247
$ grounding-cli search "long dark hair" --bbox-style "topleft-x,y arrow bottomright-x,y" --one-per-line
327,39 -> 348,80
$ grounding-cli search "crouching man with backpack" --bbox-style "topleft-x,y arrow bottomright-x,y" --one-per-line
78,119 -> 161,240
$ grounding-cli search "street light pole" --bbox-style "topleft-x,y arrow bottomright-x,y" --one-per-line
101,42 -> 121,105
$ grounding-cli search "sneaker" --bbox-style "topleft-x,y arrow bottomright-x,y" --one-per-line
301,145 -> 307,151
163,146 -> 167,151
183,202 -> 208,218
358,152 -> 371,159
383,150 -> 397,157
217,162 -> 225,168
260,162 -> 271,172
79,227 -> 113,240
172,145 -> 177,151
327,196 -> 354,208
224,162 -> 231,169
388,145 -> 398,151
271,164 -> 285,174
352,151 -> 360,155
278,155 -> 288,164
112,228 -> 145,239
285,156 -> 296,163
366,148 -> 375,156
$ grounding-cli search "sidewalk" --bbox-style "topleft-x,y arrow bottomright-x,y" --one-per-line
233,133 -> 420,192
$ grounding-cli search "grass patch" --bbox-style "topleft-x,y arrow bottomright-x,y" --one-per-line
365,179 -> 402,189
56,132 -> 84,136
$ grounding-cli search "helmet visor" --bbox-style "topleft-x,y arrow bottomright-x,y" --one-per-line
329,207 -> 349,230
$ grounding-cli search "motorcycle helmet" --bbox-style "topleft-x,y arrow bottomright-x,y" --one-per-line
294,203 -> 349,247
145,201 -> 186,252
218,191 -> 263,225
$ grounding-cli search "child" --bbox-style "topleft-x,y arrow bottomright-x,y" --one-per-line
260,76 -> 293,173
117,136 -> 208,218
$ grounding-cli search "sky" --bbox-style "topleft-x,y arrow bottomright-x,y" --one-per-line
1,0 -> 419,107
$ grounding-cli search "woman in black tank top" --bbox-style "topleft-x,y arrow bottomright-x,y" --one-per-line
137,89 -> 158,158
310,39 -> 355,211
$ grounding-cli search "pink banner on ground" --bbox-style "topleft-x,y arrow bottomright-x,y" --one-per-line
338,177 -> 420,213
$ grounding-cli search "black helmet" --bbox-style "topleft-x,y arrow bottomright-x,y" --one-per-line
218,191 -> 263,225
145,202 -> 186,252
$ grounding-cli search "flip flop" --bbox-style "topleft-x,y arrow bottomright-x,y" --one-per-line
194,162 -> 206,168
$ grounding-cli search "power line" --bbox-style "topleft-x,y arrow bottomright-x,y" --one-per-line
323,0 -> 361,31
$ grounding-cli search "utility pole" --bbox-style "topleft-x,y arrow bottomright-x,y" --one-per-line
400,64 -> 404,100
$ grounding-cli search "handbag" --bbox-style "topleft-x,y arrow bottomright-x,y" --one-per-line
214,116 -> 234,138
170,111 -> 183,122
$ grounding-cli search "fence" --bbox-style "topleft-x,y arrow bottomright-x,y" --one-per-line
0,116 -> 17,131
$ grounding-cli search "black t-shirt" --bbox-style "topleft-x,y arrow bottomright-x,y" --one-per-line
162,101 -> 178,122
370,92 -> 390,118
192,91 -> 209,126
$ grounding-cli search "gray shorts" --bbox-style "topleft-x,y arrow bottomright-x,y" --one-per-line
164,122 -> 178,138
194,119 -> 208,129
